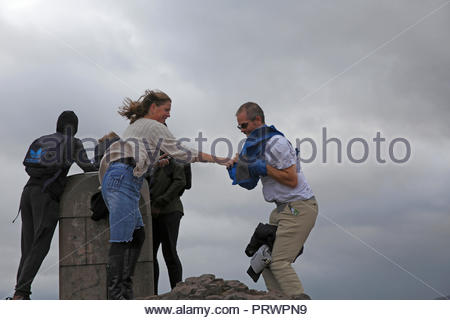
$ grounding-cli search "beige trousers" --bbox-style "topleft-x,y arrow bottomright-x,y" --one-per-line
262,197 -> 318,296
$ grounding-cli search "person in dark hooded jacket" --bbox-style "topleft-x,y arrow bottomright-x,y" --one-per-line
11,110 -> 97,300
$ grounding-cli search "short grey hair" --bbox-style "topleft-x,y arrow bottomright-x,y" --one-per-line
236,102 -> 265,123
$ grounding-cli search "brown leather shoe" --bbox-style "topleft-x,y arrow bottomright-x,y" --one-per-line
291,293 -> 311,300
12,294 -> 30,300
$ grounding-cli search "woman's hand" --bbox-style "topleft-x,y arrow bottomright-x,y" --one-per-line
217,156 -> 233,167
157,153 -> 170,167
225,153 -> 239,168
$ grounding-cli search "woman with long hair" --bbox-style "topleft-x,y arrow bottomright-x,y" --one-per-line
98,89 -> 229,299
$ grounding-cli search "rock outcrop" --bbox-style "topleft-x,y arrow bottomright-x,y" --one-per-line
143,274 -> 309,300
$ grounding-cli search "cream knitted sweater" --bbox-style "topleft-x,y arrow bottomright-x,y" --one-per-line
99,118 -> 198,183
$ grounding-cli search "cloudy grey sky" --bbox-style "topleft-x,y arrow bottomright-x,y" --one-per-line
1,0 -> 449,299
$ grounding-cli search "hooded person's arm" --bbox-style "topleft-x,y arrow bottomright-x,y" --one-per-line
74,138 -> 98,172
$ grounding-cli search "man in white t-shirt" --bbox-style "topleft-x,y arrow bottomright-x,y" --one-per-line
229,102 -> 318,299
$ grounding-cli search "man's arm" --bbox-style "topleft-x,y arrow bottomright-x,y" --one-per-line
266,164 -> 298,188
263,136 -> 298,188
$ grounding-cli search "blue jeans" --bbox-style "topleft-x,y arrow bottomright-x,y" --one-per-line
102,162 -> 144,242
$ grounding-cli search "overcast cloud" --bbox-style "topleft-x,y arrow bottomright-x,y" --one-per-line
0,0 -> 449,300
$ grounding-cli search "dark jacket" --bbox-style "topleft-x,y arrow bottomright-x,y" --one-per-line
149,158 -> 186,216
245,222 -> 303,282
245,222 -> 304,259
245,223 -> 278,257
26,111 -> 97,200
245,223 -> 278,282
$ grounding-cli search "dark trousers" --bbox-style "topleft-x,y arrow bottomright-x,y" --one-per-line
15,185 -> 59,296
152,211 -> 183,295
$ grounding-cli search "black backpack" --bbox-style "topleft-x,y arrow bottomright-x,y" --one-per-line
23,132 -> 70,189
90,191 -> 109,221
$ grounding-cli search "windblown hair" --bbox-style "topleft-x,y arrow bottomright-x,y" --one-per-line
118,89 -> 171,124
236,102 -> 265,123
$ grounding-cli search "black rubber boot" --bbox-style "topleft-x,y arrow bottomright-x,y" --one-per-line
122,248 -> 141,299
107,254 -> 126,300
122,228 -> 145,300
107,243 -> 128,300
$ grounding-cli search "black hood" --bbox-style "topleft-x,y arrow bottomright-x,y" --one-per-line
56,111 -> 78,136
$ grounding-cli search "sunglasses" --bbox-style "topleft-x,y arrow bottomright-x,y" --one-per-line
237,122 -> 249,130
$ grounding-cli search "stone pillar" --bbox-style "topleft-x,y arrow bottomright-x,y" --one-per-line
59,172 -> 154,299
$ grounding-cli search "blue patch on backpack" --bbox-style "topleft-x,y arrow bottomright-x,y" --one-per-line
25,148 -> 46,164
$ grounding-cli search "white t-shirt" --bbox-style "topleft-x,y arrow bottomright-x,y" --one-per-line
261,135 -> 314,203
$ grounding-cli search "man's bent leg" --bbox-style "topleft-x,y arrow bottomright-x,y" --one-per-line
262,207 -> 284,293
267,198 -> 318,296
261,268 -> 283,292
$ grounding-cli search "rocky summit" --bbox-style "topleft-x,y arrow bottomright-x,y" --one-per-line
143,274 -> 310,300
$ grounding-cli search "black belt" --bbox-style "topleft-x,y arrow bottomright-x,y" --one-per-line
112,157 -> 136,168
274,196 -> 316,208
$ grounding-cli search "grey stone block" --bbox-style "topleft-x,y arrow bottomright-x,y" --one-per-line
60,264 -> 107,300
134,262 -> 154,298
85,217 -> 110,265
138,214 -> 152,262
59,217 -> 86,266
59,172 -> 154,299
